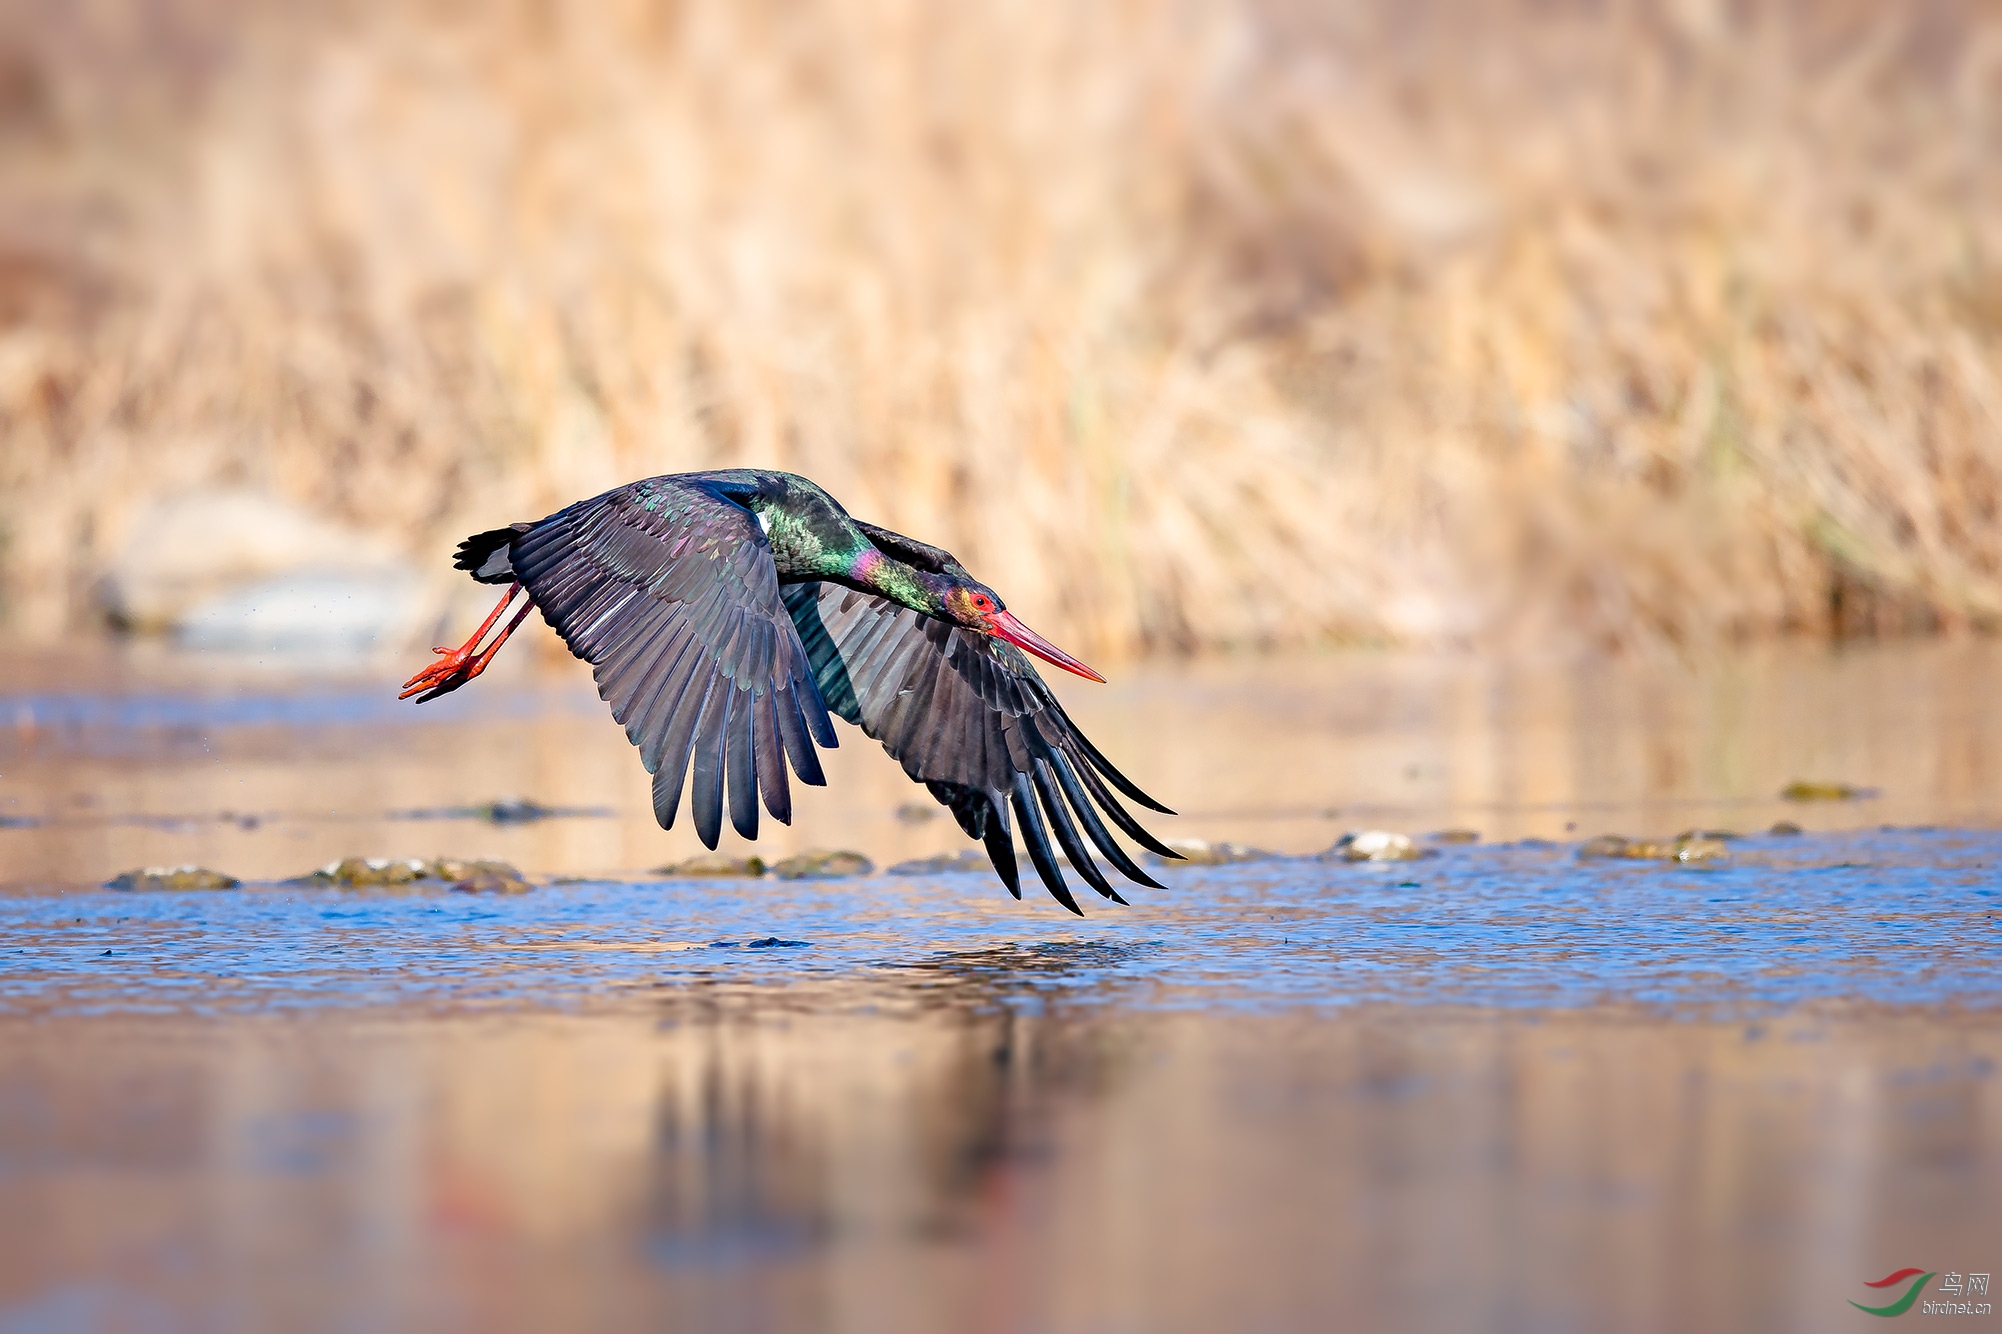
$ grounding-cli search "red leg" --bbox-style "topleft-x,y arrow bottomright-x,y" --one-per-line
401,582 -> 526,700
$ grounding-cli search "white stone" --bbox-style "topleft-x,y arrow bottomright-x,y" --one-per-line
98,487 -> 412,632
1326,829 -> 1422,862
176,570 -> 430,655
97,487 -> 433,654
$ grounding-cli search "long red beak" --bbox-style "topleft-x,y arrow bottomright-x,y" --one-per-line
986,610 -> 1107,683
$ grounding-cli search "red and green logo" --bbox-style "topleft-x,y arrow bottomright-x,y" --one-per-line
1850,1268 -> 1935,1317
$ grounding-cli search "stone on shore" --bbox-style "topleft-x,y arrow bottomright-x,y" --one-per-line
771,850 -> 874,880
105,865 -> 240,891
655,854 -> 768,877
1577,834 -> 1728,864
434,858 -> 533,894
97,487 -> 430,654
1319,830 -> 1423,862
305,856 -> 529,892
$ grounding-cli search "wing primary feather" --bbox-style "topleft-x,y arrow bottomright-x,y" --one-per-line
650,671 -> 714,828
1011,773 -> 1082,916
744,618 -> 778,691
638,635 -> 711,774
617,619 -> 697,748
1046,750 -> 1163,891
783,589 -> 844,744
1030,759 -> 1127,905
798,670 -> 839,748
690,681 -> 732,849
774,688 -> 827,787
650,761 -> 682,830
909,650 -> 975,778
753,689 -> 792,823
725,685 -> 759,840
981,797 -> 1022,899
596,605 -> 668,717
1069,753 -> 1183,859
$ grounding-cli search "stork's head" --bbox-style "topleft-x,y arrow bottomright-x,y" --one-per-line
939,580 -> 1105,683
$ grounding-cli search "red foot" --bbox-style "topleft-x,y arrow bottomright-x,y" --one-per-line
400,643 -> 482,699
401,583 -> 531,702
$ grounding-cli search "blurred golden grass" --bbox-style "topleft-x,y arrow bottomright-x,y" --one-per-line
2,0 -> 2001,654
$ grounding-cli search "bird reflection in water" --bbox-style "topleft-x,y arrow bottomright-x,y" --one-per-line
635,941 -> 1150,1278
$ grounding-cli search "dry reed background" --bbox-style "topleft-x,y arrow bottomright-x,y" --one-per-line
2,0 -> 2000,656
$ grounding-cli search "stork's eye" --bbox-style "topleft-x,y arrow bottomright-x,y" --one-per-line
969,593 -> 993,611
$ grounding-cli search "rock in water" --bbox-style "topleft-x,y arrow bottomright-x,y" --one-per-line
305,856 -> 528,891
771,850 -> 874,880
1149,838 -> 1281,867
1431,828 -> 1481,844
1320,831 -> 1423,862
1768,820 -> 1803,836
314,856 -> 430,886
888,850 -> 990,875
655,854 -> 768,877
434,858 -> 532,894
105,865 -> 240,891
1577,834 -> 1728,864
1672,836 -> 1730,863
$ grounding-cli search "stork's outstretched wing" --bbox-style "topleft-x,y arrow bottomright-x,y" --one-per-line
504,478 -> 837,848
782,582 -> 1176,914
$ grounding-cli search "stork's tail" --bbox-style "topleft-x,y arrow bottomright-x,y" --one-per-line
453,523 -> 534,584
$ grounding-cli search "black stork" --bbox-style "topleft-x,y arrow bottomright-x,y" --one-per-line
401,469 -> 1177,912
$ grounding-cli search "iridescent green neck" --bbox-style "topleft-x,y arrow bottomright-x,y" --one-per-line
740,478 -> 948,615
843,543 -> 944,616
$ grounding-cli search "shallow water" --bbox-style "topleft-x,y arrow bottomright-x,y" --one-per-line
2,641 -> 2000,1332
3,827 -> 1998,1017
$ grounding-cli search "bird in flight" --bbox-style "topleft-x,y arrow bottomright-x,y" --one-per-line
401,469 -> 1176,912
